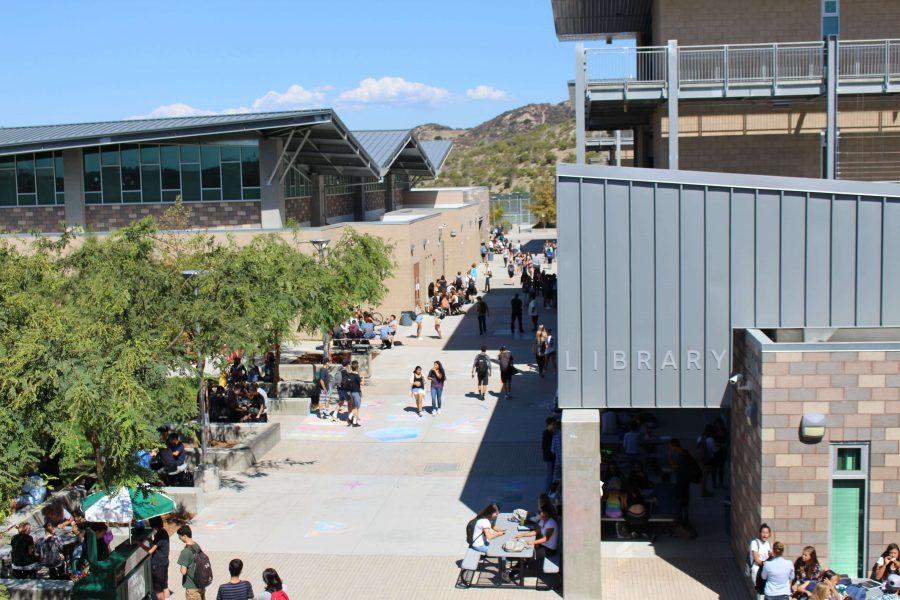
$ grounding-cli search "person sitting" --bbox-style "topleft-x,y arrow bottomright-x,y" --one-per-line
245,386 -> 267,422
603,477 -> 628,521
262,352 -> 276,384
247,363 -> 261,383
37,522 -> 66,579
448,293 -> 460,315
362,317 -> 376,340
469,503 -> 505,554
10,523 -> 39,575
627,461 -> 653,494
158,432 -> 188,485
229,356 -> 247,385
42,500 -> 74,529
379,323 -> 393,349
872,543 -> 900,582
792,545 -> 821,598
515,504 -> 559,559
815,570 -> 844,600
649,472 -> 679,518
9,474 -> 47,513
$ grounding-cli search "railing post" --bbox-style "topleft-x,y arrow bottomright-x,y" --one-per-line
667,39 -> 680,170
724,45 -> 729,96
885,40 -> 891,91
575,42 -> 587,165
772,43 -> 779,94
825,35 -> 838,179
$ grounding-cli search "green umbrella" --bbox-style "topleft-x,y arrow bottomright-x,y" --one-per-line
82,486 -> 175,522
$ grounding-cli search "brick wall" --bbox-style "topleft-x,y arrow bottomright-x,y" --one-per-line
325,193 -> 353,219
750,346 -> 900,570
84,201 -> 260,231
285,196 -> 311,225
365,190 -> 385,212
731,330 -> 764,574
0,206 -> 66,233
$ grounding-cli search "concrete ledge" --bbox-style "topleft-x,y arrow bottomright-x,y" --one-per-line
0,579 -> 72,600
279,363 -> 317,381
279,381 -> 319,398
270,397 -> 312,415
162,485 -> 204,515
189,422 -> 281,472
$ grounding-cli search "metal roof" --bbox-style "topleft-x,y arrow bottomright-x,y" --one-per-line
0,110 -> 383,178
418,140 -> 454,174
551,0 -> 652,40
351,129 -> 446,178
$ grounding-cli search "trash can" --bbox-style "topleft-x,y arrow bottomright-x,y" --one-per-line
399,311 -> 415,327
723,496 -> 732,537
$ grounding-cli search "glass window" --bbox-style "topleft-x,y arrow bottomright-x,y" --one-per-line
180,144 -> 199,164
122,190 -> 142,203
83,148 -> 102,192
162,190 -> 180,203
0,169 -> 16,206
824,0 -> 837,12
101,166 -> 122,203
221,161 -> 242,200
823,15 -> 839,36
140,145 -> 160,165
830,480 -> 866,576
242,187 -> 260,200
36,168 -> 55,205
120,144 -> 141,191
54,153 -> 65,193
56,193 -> 65,205
0,155 -> 14,168
101,145 -> 120,166
84,191 -> 102,205
202,188 -> 221,201
16,157 -> 35,194
160,145 -> 180,190
181,163 -> 201,202
141,165 -> 161,203
241,147 -> 260,187
200,145 -> 220,188
17,193 -> 36,206
34,152 -> 53,169
837,447 -> 861,471
220,146 -> 241,162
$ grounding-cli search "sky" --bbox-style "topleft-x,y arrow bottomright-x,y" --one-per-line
0,0 -> 585,130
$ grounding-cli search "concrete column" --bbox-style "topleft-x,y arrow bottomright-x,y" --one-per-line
310,173 -> 326,227
353,178 -> 365,221
383,172 -> 396,213
614,130 -> 622,166
561,408 -> 602,599
575,42 -> 587,165
667,40 -> 680,170
259,138 -> 285,229
634,126 -> 644,167
825,35 -> 838,179
62,148 -> 85,228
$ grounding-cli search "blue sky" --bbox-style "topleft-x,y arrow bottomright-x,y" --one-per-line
0,0 -> 583,130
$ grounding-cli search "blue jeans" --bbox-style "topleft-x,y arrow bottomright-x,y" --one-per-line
544,459 -> 555,492
471,542 -> 489,553
431,386 -> 443,410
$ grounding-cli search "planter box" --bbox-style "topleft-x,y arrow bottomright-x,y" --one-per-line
279,363 -> 317,382
186,423 -> 280,472
0,579 -> 72,600
269,397 -> 311,415
161,485 -> 204,515
279,381 -> 319,399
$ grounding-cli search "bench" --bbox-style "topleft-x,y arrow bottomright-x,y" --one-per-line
535,554 -> 561,591
455,548 -> 483,588
601,515 -> 676,539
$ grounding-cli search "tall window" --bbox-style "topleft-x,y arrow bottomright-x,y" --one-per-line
0,151 -> 65,207
83,143 -> 260,204
830,443 -> 868,577
822,0 -> 840,37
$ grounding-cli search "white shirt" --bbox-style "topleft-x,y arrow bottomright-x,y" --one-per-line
750,538 -> 771,565
539,517 -> 559,550
473,518 -> 492,547
257,387 -> 269,408
528,299 -> 538,316
546,335 -> 555,353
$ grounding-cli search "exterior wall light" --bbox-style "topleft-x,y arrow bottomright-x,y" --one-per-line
800,413 -> 826,444
450,230 -> 457,237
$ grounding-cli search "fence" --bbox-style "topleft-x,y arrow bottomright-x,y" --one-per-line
490,193 -> 533,226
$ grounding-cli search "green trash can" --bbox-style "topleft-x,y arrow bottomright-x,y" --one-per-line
72,539 -> 152,600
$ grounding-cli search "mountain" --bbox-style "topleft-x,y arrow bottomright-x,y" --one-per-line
413,101 -> 575,193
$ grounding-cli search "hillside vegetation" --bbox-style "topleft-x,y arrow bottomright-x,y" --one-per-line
414,101 -> 575,193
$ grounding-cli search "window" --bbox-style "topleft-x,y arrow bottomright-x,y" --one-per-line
830,443 -> 868,577
283,167 -> 311,198
325,174 -> 351,196
822,0 -> 840,37
0,151 -> 65,207
81,143 -> 260,204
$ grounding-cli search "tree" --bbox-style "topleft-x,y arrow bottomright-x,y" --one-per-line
489,202 -> 505,226
529,176 -> 557,227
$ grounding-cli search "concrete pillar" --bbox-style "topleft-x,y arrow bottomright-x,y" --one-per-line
62,148 -> 85,228
561,408 -> 602,599
667,40 -> 680,170
825,35 -> 838,179
634,126 -> 644,167
259,138 -> 285,229
384,172 -> 396,213
353,178 -> 365,221
310,173 -> 326,226
575,42 -> 587,165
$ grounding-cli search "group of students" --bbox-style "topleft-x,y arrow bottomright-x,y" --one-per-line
332,312 -> 399,350
470,344 -> 517,400
408,361 -> 446,417
209,354 -> 272,423
315,357 -> 365,427
749,525 -> 900,599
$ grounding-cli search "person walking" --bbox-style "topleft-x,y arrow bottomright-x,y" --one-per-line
510,293 -> 524,335
410,366 -> 426,417
544,327 -> 557,374
317,359 -> 334,420
498,345 -> 515,399
140,516 -> 171,600
528,295 -> 539,331
471,345 -> 491,400
176,526 -> 209,600
428,361 -> 446,415
474,296 -> 489,335
344,360 -> 364,427
415,301 -> 425,339
484,265 -> 492,292
533,325 -> 548,378
215,559 -> 253,600
256,568 -> 288,600
541,417 -> 556,492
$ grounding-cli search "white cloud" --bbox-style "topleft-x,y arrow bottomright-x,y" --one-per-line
133,84 -> 328,119
139,103 -> 215,119
466,85 -> 510,101
338,77 -> 452,106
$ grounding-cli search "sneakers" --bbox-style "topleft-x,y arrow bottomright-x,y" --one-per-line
437,408 -> 442,415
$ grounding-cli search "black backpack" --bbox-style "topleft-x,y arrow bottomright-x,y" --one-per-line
465,518 -> 478,545
189,545 -> 213,588
474,354 -> 489,374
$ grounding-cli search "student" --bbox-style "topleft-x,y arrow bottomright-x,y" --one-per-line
760,541 -> 794,600
603,478 -> 628,519
255,568 -> 288,600
410,366 -> 426,417
515,504 -> 559,559
791,546 -> 820,598
216,558 -> 253,600
484,265 -> 492,292
37,522 -> 65,578
415,302 -> 425,339
532,325 -> 548,378
498,346 -> 515,399
510,293 -> 524,335
696,424 -> 716,497
872,543 -> 900,581
177,525 -> 208,600
469,503 -> 505,554
544,327 -> 556,373
471,345 -> 491,400
528,295 -> 539,331
474,296 -> 489,335
344,360 -> 364,427
140,516 -> 171,600
10,523 -> 38,569
427,361 -> 446,415
815,570 -> 843,600
317,359 -> 334,420
541,418 -> 556,493
748,523 -> 772,596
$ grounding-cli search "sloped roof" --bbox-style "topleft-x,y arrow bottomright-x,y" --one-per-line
418,140 -> 454,174
551,0 -> 652,40
351,129 -> 449,178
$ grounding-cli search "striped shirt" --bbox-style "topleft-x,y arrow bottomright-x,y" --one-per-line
216,581 -> 253,600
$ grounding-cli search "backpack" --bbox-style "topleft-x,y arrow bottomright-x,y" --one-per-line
189,545 -> 214,588
465,518 -> 478,545
271,591 -> 290,600
474,354 -> 489,374
844,584 -> 869,600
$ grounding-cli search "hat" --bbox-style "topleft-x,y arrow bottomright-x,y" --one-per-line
885,574 -> 900,593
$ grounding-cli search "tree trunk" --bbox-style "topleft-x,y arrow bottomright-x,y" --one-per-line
274,343 -> 281,397
90,432 -> 102,483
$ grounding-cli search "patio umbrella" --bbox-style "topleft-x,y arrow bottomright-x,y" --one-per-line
82,486 -> 175,523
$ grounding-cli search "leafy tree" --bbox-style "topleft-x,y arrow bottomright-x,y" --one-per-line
529,176 -> 557,227
489,202 -> 505,226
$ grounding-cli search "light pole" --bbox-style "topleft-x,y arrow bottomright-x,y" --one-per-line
181,270 -> 209,468
437,225 -> 446,277
309,239 -> 330,360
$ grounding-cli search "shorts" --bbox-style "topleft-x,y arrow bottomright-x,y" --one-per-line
349,391 -> 362,410
337,389 -> 348,403
411,387 -> 425,396
476,372 -> 489,386
151,564 -> 168,593
415,314 -> 425,323
500,368 -> 513,383
185,590 -> 205,600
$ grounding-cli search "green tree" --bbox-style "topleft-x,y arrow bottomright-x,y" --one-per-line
529,176 -> 557,228
489,202 -> 505,226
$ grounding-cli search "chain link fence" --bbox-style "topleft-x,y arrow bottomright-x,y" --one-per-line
490,193 -> 533,227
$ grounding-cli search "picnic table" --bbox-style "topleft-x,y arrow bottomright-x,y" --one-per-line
485,512 -> 535,587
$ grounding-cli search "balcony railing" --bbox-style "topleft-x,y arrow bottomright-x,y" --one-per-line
585,39 -> 900,98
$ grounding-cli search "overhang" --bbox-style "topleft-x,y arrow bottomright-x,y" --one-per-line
418,140 -> 454,175
551,0 -> 652,40
351,130 -> 450,178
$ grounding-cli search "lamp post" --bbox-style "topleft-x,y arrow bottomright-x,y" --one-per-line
437,225 -> 447,277
181,270 -> 209,469
309,239 -> 330,360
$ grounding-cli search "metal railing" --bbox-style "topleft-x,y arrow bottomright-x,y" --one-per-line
586,38 -> 900,89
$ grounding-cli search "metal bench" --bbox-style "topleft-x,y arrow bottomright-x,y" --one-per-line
456,548 -> 483,588
536,554 -> 561,590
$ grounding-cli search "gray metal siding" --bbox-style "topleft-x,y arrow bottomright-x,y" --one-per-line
557,164 -> 900,409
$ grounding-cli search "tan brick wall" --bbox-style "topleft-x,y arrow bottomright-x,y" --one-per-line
285,196 -> 311,225
84,201 -> 260,231
0,206 -> 66,233
755,349 -> 900,570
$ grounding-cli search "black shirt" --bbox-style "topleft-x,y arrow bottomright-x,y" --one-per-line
343,372 -> 362,393
11,533 -> 36,565
541,429 -> 554,462
150,529 -> 170,569
510,297 -> 523,314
